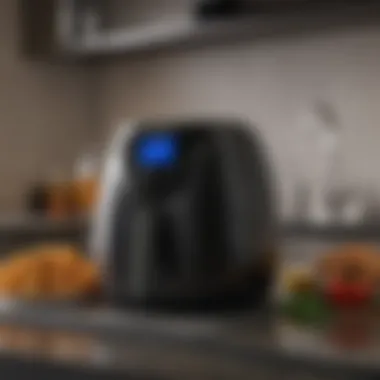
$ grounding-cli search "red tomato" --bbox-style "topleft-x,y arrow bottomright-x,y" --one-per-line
326,281 -> 373,308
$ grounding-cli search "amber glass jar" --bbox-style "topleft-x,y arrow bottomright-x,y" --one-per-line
47,180 -> 71,220
72,177 -> 98,216
72,151 -> 100,217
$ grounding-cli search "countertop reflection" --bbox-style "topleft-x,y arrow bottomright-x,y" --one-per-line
0,303 -> 376,379
0,316 -> 275,379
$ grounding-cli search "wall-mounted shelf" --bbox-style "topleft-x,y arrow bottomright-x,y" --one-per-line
75,2 -> 380,59
20,1 -> 380,61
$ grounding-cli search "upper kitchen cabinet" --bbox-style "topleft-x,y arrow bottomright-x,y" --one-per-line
19,0 -> 380,61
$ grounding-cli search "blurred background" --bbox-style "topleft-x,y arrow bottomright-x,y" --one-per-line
0,1 -> 379,378
2,0 -> 380,217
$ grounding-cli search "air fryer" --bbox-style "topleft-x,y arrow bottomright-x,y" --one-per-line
91,119 -> 277,311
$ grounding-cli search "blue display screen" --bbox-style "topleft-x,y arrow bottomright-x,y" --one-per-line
136,133 -> 178,168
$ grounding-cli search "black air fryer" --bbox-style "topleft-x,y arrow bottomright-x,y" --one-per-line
91,119 -> 277,311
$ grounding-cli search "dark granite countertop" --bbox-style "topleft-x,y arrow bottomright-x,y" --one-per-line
0,303 -> 376,379
1,215 -> 380,242
0,215 -> 86,232
283,222 -> 380,240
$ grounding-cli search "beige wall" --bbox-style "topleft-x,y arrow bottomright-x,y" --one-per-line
0,0 -> 91,211
94,24 -> 380,216
4,0 -> 380,214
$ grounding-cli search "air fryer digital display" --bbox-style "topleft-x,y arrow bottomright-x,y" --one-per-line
135,133 -> 179,168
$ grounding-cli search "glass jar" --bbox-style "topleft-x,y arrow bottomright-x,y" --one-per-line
72,152 -> 99,217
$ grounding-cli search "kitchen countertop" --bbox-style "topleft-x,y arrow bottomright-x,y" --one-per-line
0,216 -> 379,240
0,215 -> 87,233
0,302 -> 376,379
0,215 -> 380,240
0,219 -> 378,378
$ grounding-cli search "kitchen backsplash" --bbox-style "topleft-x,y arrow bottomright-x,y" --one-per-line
92,24 -> 380,218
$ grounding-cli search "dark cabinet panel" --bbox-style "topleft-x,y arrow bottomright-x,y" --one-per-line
18,0 -> 380,60
18,0 -> 80,59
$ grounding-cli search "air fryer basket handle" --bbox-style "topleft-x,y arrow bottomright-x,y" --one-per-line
126,198 -> 157,299
174,142 -> 211,282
